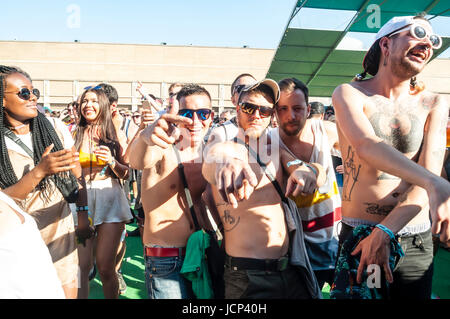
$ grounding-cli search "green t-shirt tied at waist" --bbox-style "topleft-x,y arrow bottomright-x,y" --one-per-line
180,230 -> 214,299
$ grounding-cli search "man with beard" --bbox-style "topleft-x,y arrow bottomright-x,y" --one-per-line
202,79 -> 326,298
272,78 -> 342,290
332,15 -> 450,298
128,84 -> 214,299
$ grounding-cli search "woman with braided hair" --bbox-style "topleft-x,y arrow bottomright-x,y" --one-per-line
73,87 -> 132,299
0,65 -> 91,298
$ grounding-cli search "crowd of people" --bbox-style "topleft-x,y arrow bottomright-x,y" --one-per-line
0,15 -> 449,300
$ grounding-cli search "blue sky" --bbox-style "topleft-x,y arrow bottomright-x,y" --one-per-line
1,0 -> 448,57
0,0 -> 297,48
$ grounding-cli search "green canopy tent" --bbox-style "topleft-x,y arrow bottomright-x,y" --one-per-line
266,0 -> 450,97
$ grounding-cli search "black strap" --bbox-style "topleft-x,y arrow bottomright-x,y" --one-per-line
3,128 -> 34,158
172,145 -> 201,231
233,137 -> 288,204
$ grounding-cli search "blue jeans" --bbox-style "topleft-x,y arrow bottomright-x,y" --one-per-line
144,255 -> 193,299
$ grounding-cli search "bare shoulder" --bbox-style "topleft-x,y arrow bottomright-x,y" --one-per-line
333,81 -> 370,97
420,90 -> 449,112
332,82 -> 369,109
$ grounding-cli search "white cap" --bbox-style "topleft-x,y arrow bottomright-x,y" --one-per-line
238,78 -> 280,104
374,16 -> 415,41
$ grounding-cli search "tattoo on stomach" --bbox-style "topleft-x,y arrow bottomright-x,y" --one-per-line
222,210 -> 240,232
364,202 -> 394,216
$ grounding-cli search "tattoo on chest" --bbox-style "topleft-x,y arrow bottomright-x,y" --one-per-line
368,96 -> 424,154
222,210 -> 240,232
369,112 -> 423,154
364,202 -> 394,216
342,146 -> 361,202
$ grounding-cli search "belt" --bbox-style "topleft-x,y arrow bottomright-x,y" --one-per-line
225,255 -> 289,272
144,247 -> 186,257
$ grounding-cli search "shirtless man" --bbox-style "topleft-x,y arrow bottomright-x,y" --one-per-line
332,15 -> 450,299
202,79 -> 325,299
128,84 -> 214,299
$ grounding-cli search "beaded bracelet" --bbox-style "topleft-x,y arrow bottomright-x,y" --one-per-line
76,205 -> 89,212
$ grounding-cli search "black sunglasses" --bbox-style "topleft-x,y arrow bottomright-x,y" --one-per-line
4,87 -> 40,100
178,108 -> 212,121
239,102 -> 274,118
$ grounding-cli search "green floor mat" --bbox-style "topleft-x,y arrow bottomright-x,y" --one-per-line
89,223 -> 146,299
89,224 -> 450,299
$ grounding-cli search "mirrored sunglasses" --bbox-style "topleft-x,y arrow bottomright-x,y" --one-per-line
239,102 -> 274,118
178,108 -> 212,120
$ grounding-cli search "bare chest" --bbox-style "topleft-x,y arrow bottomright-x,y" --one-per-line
365,95 -> 429,155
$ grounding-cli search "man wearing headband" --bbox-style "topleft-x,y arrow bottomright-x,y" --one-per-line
332,14 -> 450,298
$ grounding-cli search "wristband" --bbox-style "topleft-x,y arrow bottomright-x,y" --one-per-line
375,224 -> 395,241
76,205 -> 89,212
107,158 -> 116,167
287,159 -> 318,177
286,159 -> 304,168
305,163 -> 318,177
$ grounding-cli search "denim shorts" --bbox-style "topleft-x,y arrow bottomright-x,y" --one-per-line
144,255 -> 193,299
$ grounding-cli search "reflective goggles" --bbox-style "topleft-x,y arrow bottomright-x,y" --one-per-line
239,102 -> 274,118
4,87 -> 40,100
389,23 -> 442,49
178,108 -> 212,120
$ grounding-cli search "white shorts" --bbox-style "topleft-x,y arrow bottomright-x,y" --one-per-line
71,178 -> 133,226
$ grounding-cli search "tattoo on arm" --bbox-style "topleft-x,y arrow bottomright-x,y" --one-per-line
222,210 -> 240,232
342,146 -> 361,201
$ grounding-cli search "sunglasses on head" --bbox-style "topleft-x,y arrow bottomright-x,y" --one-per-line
239,102 -> 274,118
84,85 -> 102,90
389,23 -> 442,49
4,87 -> 40,100
233,84 -> 246,95
178,108 -> 212,121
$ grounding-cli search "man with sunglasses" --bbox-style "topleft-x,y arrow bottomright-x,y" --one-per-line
206,74 -> 257,144
332,15 -> 450,299
202,79 -> 326,299
128,84 -> 214,299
